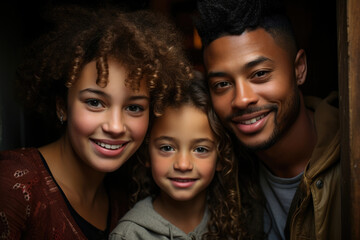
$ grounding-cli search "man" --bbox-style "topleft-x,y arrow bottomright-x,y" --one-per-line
195,0 -> 340,239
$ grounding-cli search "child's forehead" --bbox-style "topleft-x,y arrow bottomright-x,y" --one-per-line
150,105 -> 217,145
153,105 -> 208,130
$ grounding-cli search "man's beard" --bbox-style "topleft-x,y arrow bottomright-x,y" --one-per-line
233,88 -> 301,152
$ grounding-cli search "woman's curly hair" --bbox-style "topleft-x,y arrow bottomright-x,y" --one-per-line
131,72 -> 247,239
17,5 -> 192,131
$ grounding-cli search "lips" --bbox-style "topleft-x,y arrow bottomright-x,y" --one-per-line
95,141 -> 124,150
231,111 -> 271,134
169,178 -> 196,182
91,139 -> 129,158
169,177 -> 198,188
91,139 -> 128,150
239,113 -> 268,125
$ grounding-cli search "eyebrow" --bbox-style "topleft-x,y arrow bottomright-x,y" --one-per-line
153,136 -> 175,142
153,136 -> 215,145
207,71 -> 228,79
79,88 -> 108,97
79,88 -> 149,101
244,56 -> 273,69
207,56 -> 273,79
192,138 -> 215,145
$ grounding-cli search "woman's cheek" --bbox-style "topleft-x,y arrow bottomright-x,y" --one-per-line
129,114 -> 149,141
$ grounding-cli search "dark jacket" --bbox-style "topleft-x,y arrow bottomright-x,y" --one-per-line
241,92 -> 340,240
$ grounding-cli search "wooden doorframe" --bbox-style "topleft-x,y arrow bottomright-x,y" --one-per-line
337,0 -> 360,239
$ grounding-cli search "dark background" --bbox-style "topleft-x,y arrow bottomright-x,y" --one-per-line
0,0 -> 338,150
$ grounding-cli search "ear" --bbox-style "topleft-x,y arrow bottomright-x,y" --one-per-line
294,49 -> 307,86
56,97 -> 67,122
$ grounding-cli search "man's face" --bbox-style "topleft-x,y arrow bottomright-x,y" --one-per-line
203,28 -> 303,151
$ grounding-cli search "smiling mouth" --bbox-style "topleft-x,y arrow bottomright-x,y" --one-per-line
95,141 -> 125,150
169,178 -> 197,182
240,113 -> 268,125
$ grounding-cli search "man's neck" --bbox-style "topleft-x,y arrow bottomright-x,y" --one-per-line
256,104 -> 317,178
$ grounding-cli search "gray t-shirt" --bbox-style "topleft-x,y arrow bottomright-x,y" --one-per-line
259,163 -> 303,240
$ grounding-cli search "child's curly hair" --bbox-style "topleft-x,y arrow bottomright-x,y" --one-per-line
17,5 -> 192,131
131,72 -> 246,239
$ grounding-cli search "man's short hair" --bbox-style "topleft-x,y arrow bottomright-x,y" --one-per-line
195,0 -> 298,53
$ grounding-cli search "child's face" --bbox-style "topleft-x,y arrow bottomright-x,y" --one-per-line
149,105 -> 220,202
64,58 -> 149,173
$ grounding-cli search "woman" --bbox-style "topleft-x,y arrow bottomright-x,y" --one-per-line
0,5 -> 192,239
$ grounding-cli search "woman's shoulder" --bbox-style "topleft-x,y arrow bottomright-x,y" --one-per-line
0,147 -> 41,163
0,147 -> 49,195
1,147 -> 43,172
0,148 -> 45,180
0,147 -> 57,209
0,147 -> 65,239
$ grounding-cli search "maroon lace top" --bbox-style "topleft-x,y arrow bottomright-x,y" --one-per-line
0,148 -> 129,239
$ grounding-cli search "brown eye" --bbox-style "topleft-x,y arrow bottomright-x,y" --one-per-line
214,81 -> 230,88
85,99 -> 103,108
194,147 -> 208,153
126,105 -> 144,113
160,145 -> 174,152
254,71 -> 268,77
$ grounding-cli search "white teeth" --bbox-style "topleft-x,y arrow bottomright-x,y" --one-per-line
96,142 -> 123,150
242,114 -> 265,125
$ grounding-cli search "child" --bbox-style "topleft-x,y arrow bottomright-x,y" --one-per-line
110,73 -> 244,239
0,5 -> 192,239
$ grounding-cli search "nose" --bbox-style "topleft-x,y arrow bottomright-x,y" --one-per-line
173,152 -> 193,172
102,109 -> 127,136
231,80 -> 259,109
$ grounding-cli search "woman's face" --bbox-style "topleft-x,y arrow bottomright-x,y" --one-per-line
63,59 -> 150,173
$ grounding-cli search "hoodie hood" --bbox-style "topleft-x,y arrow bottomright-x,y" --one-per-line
110,196 -> 209,240
303,91 -> 340,182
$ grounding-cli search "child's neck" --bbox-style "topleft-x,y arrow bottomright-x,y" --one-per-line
153,191 -> 207,234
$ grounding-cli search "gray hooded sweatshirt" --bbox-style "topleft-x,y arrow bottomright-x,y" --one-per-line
109,196 -> 209,240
